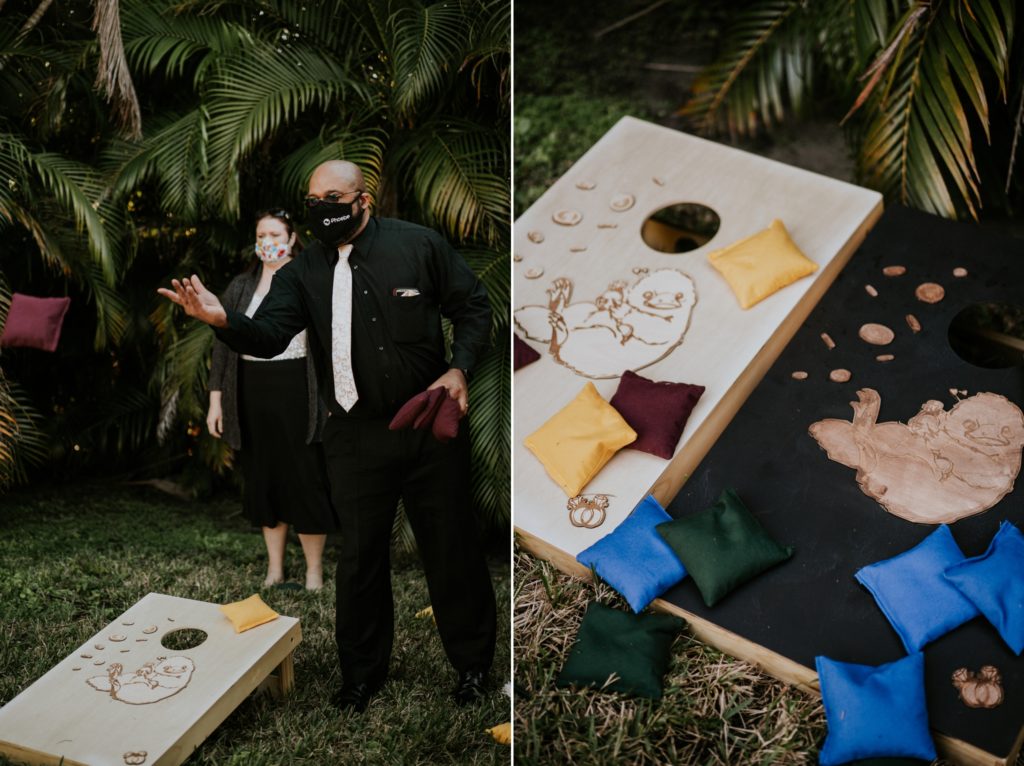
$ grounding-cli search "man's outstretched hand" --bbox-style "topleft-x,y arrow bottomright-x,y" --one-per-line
157,275 -> 228,328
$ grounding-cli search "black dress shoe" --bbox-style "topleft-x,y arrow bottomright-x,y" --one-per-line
452,670 -> 487,706
331,681 -> 379,713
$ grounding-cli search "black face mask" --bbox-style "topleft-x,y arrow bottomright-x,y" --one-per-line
308,198 -> 363,248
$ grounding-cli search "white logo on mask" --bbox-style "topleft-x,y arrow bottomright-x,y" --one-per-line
324,215 -> 351,225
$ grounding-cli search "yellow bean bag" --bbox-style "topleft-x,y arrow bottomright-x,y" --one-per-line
486,722 -> 511,745
524,382 -> 637,497
708,219 -> 818,309
219,594 -> 279,634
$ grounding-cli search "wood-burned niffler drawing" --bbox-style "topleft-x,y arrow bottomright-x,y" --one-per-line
809,389 -> 1024,524
514,270 -> 698,378
87,656 -> 195,705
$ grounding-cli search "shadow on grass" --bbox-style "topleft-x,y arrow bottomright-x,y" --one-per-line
0,483 -> 510,765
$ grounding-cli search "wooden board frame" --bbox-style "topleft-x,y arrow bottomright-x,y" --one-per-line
513,116 -> 883,561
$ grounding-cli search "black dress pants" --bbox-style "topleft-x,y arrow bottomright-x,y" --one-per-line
322,415 -> 497,688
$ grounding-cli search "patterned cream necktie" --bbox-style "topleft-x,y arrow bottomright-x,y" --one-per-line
331,244 -> 359,411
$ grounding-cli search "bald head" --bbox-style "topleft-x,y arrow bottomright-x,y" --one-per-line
308,160 -> 365,197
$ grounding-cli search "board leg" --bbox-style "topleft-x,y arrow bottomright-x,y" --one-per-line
275,651 -> 295,697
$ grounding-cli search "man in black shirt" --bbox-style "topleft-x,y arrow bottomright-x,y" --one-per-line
159,160 -> 498,712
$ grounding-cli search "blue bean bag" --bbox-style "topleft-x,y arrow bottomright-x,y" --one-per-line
855,525 -> 979,652
816,652 -> 936,766
576,495 -> 687,613
943,520 -> 1024,654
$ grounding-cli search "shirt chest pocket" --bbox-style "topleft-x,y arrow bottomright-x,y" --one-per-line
387,293 -> 432,343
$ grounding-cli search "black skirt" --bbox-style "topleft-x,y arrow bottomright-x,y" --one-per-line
238,357 -> 337,534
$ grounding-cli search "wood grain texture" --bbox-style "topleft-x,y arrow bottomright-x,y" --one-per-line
0,593 -> 301,766
514,116 -> 883,558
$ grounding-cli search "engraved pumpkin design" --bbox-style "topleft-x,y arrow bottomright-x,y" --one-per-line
809,389 -> 1024,524
514,270 -> 697,379
952,666 -> 1004,709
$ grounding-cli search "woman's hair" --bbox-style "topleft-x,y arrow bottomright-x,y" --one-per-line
255,207 -> 303,254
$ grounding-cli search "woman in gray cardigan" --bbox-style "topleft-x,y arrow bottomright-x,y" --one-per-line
207,209 -> 336,590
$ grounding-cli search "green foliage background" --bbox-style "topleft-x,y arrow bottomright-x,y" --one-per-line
515,0 -> 1023,222
0,0 -> 510,541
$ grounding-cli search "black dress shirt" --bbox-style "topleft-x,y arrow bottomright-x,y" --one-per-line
213,216 -> 492,422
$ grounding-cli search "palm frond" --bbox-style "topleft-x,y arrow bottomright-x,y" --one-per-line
0,374 -> 48,491
467,336 -> 510,530
462,0 -> 510,105
390,1 -> 466,121
26,151 -> 121,283
392,499 -> 418,555
0,131 -> 31,228
0,269 -> 10,327
2,204 -> 67,272
680,1 -> 808,138
68,385 -> 158,457
857,1 -> 1007,219
393,118 -> 509,246
81,262 -> 131,348
843,4 -> 928,123
957,0 -> 1013,100
121,1 -> 253,82
277,120 -> 387,206
0,263 -> 47,487
231,0 -> 366,55
460,246 -> 509,339
104,110 -> 209,218
851,0 -> 896,64
204,45 -> 368,215
161,318 -> 214,421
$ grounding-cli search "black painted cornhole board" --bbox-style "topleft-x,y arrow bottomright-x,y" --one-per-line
662,205 -> 1024,764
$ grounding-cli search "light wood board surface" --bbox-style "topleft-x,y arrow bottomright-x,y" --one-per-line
0,592 -> 300,766
514,116 -> 883,555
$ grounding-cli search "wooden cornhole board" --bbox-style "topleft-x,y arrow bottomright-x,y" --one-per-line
0,593 -> 301,766
514,115 -> 881,553
658,205 -> 1024,766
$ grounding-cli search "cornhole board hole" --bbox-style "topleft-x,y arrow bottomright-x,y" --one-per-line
655,205 -> 1024,766
514,115 -> 881,555
0,593 -> 301,766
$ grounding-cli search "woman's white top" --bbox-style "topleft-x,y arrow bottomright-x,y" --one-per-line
240,292 -> 307,361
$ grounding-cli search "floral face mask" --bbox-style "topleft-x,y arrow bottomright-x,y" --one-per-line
254,237 -> 292,263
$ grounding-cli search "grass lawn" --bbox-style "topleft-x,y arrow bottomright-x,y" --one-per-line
0,483 -> 510,765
